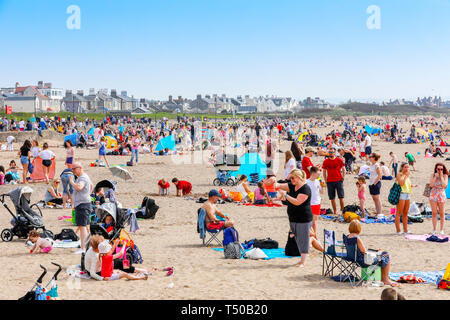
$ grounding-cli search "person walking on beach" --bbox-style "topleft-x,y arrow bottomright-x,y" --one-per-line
18,140 -> 32,184
404,152 -> 416,171
429,163 -> 448,235
38,143 -> 55,183
368,153 -> 383,216
389,152 -> 398,177
69,163 -> 93,254
277,169 -> 312,268
322,147 -> 346,215
363,131 -> 372,161
130,132 -> 141,165
65,140 -> 75,168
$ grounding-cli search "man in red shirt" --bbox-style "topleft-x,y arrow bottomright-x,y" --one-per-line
322,148 -> 346,215
172,178 -> 192,196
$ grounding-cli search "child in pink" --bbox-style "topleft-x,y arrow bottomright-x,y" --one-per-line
28,230 -> 52,254
356,176 -> 367,219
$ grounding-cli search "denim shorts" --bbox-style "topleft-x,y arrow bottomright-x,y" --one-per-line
61,174 -> 74,195
267,192 -> 277,199
399,193 -> 411,201
20,156 -> 29,165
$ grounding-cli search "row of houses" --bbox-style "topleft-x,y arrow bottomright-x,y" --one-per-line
0,81 -> 332,114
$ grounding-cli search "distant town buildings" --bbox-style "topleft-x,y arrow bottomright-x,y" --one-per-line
8,80 -> 449,115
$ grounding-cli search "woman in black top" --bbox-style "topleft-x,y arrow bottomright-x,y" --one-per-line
18,140 -> 32,184
277,169 -> 313,267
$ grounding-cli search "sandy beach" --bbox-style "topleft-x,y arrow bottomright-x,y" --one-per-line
0,120 -> 449,300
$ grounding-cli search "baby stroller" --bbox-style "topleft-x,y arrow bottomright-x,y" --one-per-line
90,202 -> 128,241
213,169 -> 236,186
19,263 -> 62,301
1,187 -> 53,242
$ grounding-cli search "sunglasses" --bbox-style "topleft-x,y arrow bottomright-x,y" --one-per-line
437,168 -> 444,171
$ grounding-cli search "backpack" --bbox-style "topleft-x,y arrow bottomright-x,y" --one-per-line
136,197 -> 158,219
285,231 -> 300,256
54,228 -> 79,241
343,205 -> 359,214
223,227 -> 243,259
251,238 -> 279,249
388,182 -> 402,205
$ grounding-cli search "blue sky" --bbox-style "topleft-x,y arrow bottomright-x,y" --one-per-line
0,0 -> 449,103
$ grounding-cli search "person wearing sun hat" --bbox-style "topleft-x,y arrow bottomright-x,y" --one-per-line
201,189 -> 235,230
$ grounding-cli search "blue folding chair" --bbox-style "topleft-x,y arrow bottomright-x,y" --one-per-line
322,229 -> 347,278
197,208 -> 224,246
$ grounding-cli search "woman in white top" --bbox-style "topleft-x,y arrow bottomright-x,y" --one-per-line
284,151 -> 297,180
31,140 -> 41,158
368,153 -> 383,216
236,175 -> 252,202
38,143 -> 55,183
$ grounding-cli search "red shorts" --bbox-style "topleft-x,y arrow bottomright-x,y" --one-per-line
207,222 -> 224,230
311,204 -> 321,216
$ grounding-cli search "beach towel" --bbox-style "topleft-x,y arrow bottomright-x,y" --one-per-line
242,203 -> 284,207
320,215 -> 395,224
52,240 -> 81,248
213,247 -> 296,260
389,270 -> 445,284
405,234 -> 450,243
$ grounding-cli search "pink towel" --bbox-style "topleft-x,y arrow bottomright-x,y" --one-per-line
405,234 -> 449,242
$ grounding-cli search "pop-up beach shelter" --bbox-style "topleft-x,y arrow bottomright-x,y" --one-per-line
231,153 -> 267,180
104,135 -> 118,150
446,183 -> 450,199
155,135 -> 176,151
64,133 -> 77,146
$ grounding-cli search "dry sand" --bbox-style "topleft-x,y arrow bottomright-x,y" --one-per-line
0,122 -> 449,300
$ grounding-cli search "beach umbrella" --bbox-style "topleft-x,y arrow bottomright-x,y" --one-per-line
109,166 -> 132,181
87,128 -> 95,137
155,135 -> 176,152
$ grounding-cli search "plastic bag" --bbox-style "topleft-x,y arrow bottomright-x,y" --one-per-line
408,202 -> 421,217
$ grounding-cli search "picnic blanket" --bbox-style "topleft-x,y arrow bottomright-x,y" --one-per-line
320,215 -> 395,224
422,214 -> 450,221
27,240 -> 81,248
242,203 -> 285,207
405,234 -> 450,243
213,247 -> 295,260
389,270 -> 445,284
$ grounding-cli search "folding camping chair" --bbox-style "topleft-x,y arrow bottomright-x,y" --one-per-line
340,234 -> 380,287
322,229 -> 347,278
197,208 -> 224,247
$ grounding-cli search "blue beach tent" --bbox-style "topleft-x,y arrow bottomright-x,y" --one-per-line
155,135 -> 176,151
231,153 -> 267,180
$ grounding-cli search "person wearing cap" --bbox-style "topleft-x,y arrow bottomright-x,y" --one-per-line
201,190 -> 234,230
69,162 -> 93,254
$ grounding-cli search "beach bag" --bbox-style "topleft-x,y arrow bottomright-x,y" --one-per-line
438,279 -> 450,290
285,231 -> 300,256
245,248 -> 268,260
363,251 -> 377,265
252,238 -> 279,249
423,183 -> 431,197
126,161 -> 134,167
223,227 -> 242,259
343,205 -> 360,214
54,228 -> 78,241
388,182 -> 402,205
